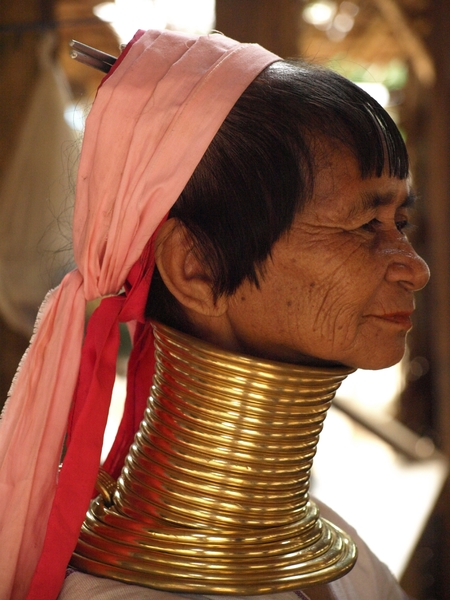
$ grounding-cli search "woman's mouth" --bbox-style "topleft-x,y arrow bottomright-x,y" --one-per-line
371,312 -> 413,329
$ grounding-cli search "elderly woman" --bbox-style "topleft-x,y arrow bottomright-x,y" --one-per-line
0,29 -> 428,600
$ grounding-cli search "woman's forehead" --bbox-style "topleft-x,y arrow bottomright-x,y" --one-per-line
307,149 -> 410,219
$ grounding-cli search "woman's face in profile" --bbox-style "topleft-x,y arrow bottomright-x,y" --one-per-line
222,146 -> 430,370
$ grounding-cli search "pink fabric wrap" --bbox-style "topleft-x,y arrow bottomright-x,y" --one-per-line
0,29 -> 279,600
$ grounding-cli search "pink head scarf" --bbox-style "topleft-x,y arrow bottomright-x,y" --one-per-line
0,29 -> 278,599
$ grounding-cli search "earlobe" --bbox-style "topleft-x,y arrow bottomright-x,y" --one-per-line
154,219 -> 228,317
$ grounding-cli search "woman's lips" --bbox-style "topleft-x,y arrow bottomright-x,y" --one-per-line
370,312 -> 413,328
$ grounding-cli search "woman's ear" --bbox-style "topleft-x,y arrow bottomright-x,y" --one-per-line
154,219 -> 228,317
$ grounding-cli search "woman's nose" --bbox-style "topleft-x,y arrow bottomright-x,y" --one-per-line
385,238 -> 430,291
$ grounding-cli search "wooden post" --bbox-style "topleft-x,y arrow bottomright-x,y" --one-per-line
215,0 -> 301,58
421,1 -> 450,596
426,1 -> 450,458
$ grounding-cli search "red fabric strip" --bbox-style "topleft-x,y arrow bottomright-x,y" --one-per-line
27,237 -> 157,599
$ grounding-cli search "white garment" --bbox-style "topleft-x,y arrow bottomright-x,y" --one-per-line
58,500 -> 409,600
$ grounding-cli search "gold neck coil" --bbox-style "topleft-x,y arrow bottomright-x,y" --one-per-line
71,321 -> 357,594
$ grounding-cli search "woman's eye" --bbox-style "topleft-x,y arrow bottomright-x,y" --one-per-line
360,218 -> 381,232
395,219 -> 410,233
359,218 -> 412,234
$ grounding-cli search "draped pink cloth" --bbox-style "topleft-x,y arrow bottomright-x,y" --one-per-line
0,29 -> 278,600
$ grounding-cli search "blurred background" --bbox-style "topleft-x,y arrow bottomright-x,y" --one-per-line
1,0 -> 450,597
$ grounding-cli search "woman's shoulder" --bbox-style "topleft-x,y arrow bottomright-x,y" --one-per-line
59,570 -> 194,600
58,500 -> 409,600
314,497 -> 410,600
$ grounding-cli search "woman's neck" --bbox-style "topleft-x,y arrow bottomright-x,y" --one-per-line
71,322 -> 357,594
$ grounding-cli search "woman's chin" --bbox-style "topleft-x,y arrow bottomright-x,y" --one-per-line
345,349 -> 406,371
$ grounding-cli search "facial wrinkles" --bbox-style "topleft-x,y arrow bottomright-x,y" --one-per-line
298,237 -> 356,342
298,217 -> 400,355
311,275 -> 363,351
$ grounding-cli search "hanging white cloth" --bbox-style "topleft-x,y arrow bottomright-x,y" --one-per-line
0,33 -> 77,337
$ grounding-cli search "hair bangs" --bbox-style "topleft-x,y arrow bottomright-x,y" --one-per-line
294,65 -> 409,180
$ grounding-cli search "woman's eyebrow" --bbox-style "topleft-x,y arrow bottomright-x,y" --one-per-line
346,189 -> 417,220
402,190 -> 418,208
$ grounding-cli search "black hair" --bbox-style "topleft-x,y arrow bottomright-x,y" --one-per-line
145,60 -> 408,330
